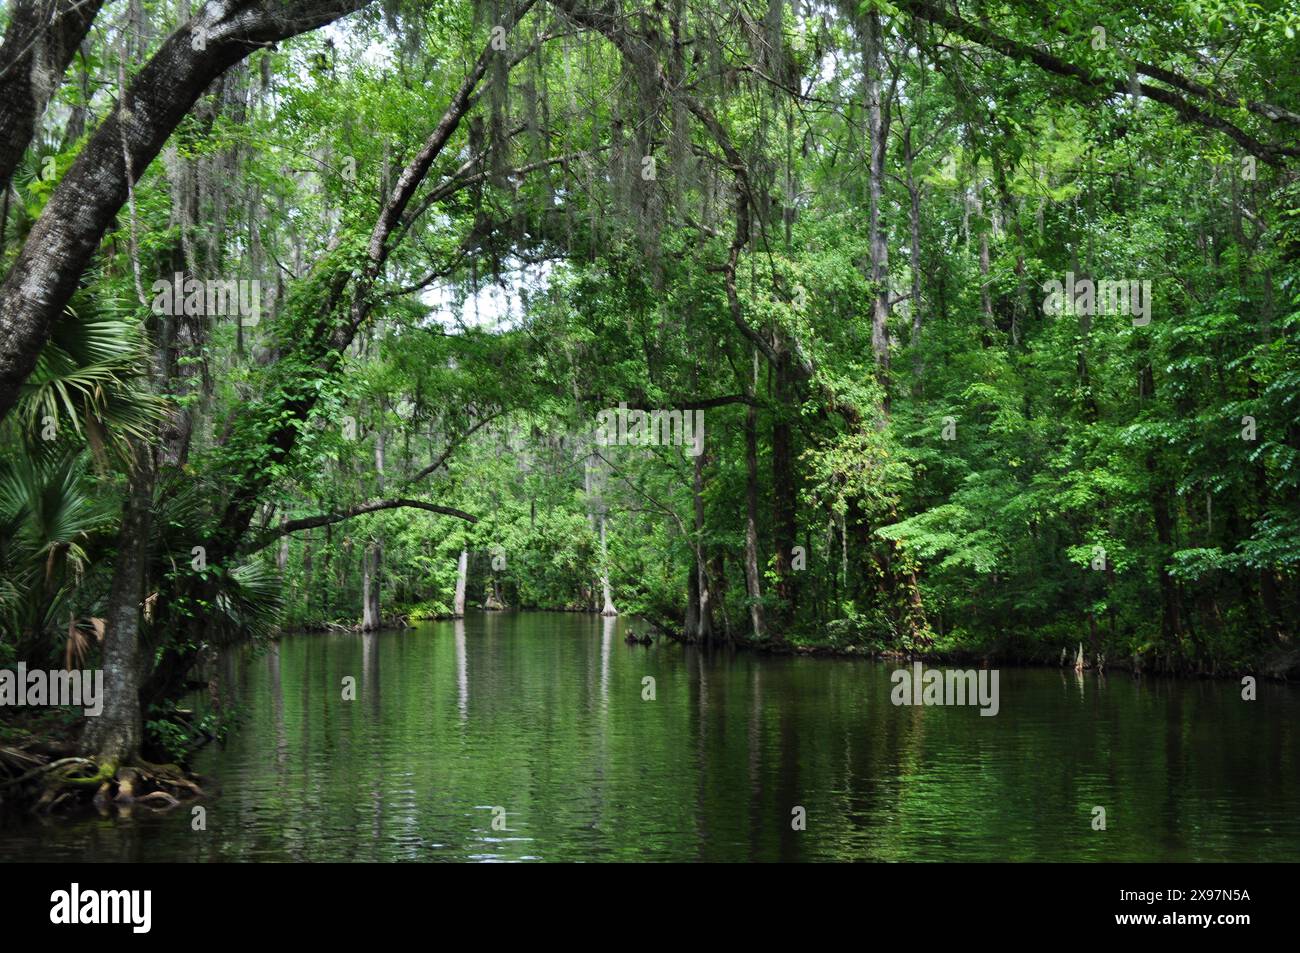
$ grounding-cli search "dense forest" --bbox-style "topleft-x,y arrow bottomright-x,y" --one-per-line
1,0 -> 1298,809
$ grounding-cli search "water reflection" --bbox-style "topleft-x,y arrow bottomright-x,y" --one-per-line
2,611 -> 1298,862
454,618 -> 468,723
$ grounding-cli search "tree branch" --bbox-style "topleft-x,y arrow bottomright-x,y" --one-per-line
406,412 -> 501,485
897,0 -> 1299,166
241,498 -> 477,554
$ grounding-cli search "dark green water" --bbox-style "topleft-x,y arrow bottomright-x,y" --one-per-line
3,611 -> 1298,861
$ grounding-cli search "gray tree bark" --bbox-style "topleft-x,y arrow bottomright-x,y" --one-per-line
692,447 -> 713,641
865,10 -> 892,395
362,419 -> 385,630
742,352 -> 767,641
904,124 -> 924,388
81,443 -> 153,766
0,0 -> 106,192
598,513 -> 617,616
0,0 -> 371,423
361,545 -> 380,631
453,548 -> 468,617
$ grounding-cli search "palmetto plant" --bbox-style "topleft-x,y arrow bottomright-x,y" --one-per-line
0,288 -> 162,662
0,449 -> 116,662
10,289 -> 163,466
146,479 -> 287,652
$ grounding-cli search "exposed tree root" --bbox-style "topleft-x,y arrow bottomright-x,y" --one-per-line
0,746 -> 204,814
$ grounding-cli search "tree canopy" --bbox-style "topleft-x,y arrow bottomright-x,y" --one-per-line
0,0 -> 1298,787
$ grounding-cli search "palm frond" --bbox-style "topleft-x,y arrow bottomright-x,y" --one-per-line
10,292 -> 165,460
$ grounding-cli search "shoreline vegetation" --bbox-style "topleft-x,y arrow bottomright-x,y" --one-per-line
517,606 -> 1300,680
2,0 -> 1298,827
223,602 -> 1300,678
265,602 -> 1300,679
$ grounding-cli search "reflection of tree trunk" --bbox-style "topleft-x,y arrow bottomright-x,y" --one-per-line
82,441 -> 153,764
599,613 -> 615,710
453,548 -> 468,617
362,629 -> 379,715
454,618 -> 468,721
268,642 -> 286,771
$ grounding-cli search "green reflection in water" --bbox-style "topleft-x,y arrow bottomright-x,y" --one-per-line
3,611 -> 1297,862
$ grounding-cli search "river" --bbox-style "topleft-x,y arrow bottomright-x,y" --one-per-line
3,611 -> 1297,861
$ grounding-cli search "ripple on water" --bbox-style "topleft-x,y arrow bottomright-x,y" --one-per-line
3,615 -> 1298,862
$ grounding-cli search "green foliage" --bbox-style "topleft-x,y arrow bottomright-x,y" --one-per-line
3,0 -> 1298,695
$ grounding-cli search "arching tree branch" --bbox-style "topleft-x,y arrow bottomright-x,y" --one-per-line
0,0 -> 374,423
241,498 -> 478,555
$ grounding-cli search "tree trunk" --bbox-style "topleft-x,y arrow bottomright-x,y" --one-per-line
453,548 -> 468,617
598,513 -> 617,616
692,449 -> 713,642
82,443 -> 153,765
362,419 -> 385,630
361,543 -> 381,631
685,554 -> 700,640
743,354 -> 767,641
711,552 -> 731,642
992,157 -> 1029,345
1139,361 -> 1182,655
865,10 -> 892,402
0,0 -> 370,423
904,125 -> 924,391
303,527 -> 313,613
0,0 -> 106,193
770,353 -> 797,630
978,190 -> 994,344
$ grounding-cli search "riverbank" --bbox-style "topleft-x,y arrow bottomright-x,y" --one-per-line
297,600 -> 1300,682
1,706 -> 206,816
634,611 -> 1300,681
